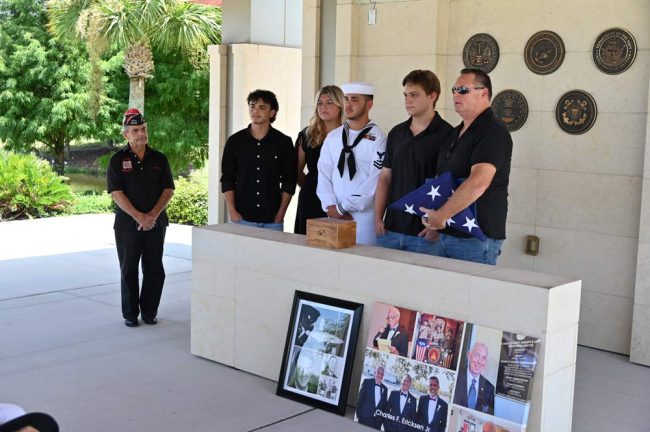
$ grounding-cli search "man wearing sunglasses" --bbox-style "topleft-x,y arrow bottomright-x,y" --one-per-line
420,69 -> 512,265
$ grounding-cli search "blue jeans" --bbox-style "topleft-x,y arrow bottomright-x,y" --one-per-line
234,220 -> 284,232
437,233 -> 503,265
376,231 -> 440,255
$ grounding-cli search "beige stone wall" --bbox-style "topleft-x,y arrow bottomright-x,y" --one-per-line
192,224 -> 582,432
311,0 -> 650,358
333,0 -> 451,128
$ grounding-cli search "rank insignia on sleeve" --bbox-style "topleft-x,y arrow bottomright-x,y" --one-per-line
373,151 -> 385,169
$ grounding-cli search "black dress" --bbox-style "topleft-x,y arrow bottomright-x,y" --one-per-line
294,128 -> 327,234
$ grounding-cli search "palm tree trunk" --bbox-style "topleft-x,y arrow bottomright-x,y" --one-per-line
128,77 -> 146,113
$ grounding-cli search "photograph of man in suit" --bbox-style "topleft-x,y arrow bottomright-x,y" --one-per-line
373,306 -> 409,356
384,374 -> 417,432
356,366 -> 388,430
453,341 -> 495,414
415,376 -> 448,432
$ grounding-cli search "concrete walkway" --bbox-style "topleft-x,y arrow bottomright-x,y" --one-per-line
0,215 -> 648,431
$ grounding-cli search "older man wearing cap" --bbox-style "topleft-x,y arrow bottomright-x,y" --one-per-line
107,108 -> 175,327
317,82 -> 387,245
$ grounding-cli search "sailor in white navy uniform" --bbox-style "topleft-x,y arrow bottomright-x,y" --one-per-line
317,82 -> 387,245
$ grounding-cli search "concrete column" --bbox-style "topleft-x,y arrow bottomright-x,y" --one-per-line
301,0 -> 321,126
207,45 -> 228,225
630,76 -> 650,366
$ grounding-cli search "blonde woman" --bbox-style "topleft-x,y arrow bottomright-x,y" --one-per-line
294,85 -> 345,234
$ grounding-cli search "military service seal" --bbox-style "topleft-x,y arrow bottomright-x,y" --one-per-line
463,33 -> 500,73
524,30 -> 565,75
593,28 -> 637,74
492,90 -> 528,132
555,90 -> 597,135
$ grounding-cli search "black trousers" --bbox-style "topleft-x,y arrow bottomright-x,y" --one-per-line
114,225 -> 167,320
0,412 -> 58,432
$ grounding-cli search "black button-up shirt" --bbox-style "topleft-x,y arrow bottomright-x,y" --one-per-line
383,114 -> 453,236
220,125 -> 297,223
437,108 -> 513,239
107,144 -> 175,230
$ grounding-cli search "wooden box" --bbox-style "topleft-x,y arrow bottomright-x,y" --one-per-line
306,218 -> 356,249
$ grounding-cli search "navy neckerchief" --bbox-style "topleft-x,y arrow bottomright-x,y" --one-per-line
337,122 -> 374,179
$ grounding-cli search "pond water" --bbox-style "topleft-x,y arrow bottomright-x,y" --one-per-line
65,173 -> 106,193
65,168 -> 209,193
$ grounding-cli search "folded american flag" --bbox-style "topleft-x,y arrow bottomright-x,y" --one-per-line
387,171 -> 486,240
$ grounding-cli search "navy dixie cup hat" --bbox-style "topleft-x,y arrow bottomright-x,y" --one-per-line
123,108 -> 145,126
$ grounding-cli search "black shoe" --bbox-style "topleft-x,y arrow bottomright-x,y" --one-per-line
124,318 -> 139,327
142,317 -> 158,325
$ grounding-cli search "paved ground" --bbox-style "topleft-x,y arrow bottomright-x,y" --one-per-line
0,214 -> 648,431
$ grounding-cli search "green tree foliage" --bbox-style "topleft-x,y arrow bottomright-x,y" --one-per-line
0,0 -> 121,174
48,0 -> 220,174
145,49 -> 209,175
0,150 -> 74,220
47,0 -> 221,113
166,176 -> 207,226
97,47 -> 209,175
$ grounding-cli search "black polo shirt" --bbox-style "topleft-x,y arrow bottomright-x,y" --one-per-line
220,125 -> 297,223
437,107 -> 512,240
107,144 -> 175,230
383,114 -> 453,236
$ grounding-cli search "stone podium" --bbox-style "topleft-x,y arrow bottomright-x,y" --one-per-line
191,224 -> 581,432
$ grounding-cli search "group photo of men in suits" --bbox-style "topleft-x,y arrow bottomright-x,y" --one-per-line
355,364 -> 449,432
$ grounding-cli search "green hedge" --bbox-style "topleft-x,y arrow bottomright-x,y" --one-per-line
66,191 -> 115,215
63,177 -> 207,225
167,176 -> 207,226
0,151 -> 207,225
0,151 -> 73,221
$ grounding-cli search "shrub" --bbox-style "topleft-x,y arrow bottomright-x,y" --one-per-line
66,191 -> 115,215
0,151 -> 74,220
167,176 -> 208,226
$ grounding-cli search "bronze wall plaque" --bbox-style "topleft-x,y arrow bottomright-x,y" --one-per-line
524,30 -> 565,75
462,33 -> 500,73
593,28 -> 637,74
492,90 -> 529,132
555,90 -> 597,135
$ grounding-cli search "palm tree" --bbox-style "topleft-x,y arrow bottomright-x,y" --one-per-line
47,0 -> 221,113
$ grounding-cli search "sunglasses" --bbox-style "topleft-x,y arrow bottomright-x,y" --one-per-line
451,86 -> 486,95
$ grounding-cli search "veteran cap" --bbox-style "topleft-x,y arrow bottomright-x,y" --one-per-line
122,108 -> 146,126
341,82 -> 375,96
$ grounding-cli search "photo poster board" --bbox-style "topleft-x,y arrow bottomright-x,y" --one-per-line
276,291 -> 363,415
451,324 -> 540,432
354,303 -> 540,432
354,302 -> 464,431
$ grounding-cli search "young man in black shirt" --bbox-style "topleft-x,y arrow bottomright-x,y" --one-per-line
220,90 -> 297,231
375,70 -> 453,254
107,108 -> 175,327
421,69 -> 513,265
